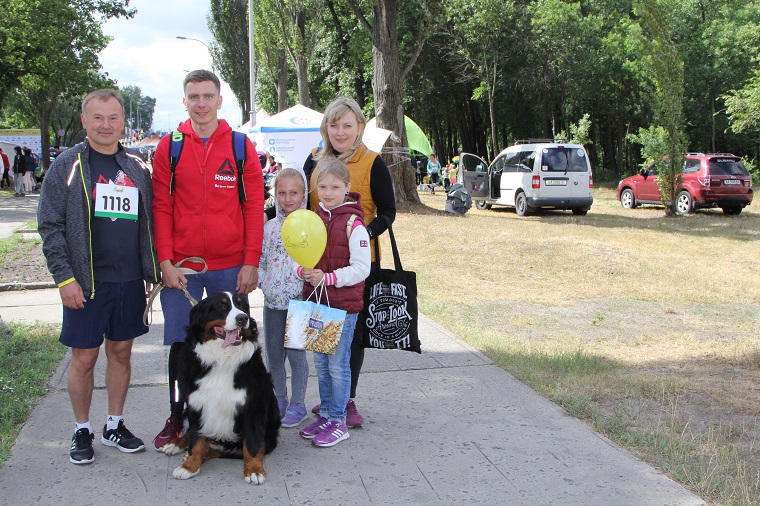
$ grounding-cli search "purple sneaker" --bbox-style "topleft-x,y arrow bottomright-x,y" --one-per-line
311,403 -> 320,415
281,405 -> 309,428
312,420 -> 350,448
346,399 -> 364,428
299,416 -> 329,439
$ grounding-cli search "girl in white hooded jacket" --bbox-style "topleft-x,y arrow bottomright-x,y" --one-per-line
259,168 -> 310,428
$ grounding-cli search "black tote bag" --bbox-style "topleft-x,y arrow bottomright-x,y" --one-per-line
362,221 -> 421,353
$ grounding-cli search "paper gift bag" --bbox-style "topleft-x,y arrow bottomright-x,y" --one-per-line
284,284 -> 346,354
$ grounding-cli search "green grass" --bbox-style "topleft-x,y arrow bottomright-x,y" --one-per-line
0,321 -> 64,465
391,188 -> 760,505
0,220 -> 39,271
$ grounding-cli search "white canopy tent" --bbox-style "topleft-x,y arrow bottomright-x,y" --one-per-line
236,109 -> 271,134
238,104 -> 391,170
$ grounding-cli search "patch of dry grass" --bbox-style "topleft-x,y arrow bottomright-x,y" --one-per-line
384,185 -> 760,505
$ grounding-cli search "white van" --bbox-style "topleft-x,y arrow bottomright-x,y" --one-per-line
460,140 -> 593,216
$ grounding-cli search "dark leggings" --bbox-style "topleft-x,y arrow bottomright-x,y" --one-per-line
168,342 -> 186,416
350,320 -> 364,398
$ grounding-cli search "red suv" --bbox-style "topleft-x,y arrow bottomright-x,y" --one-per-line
617,153 -> 753,215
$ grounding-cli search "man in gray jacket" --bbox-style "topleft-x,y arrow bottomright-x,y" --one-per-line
38,89 -> 160,465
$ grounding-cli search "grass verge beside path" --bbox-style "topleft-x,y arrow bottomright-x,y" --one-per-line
0,321 -> 64,465
387,186 -> 759,506
0,221 -> 62,467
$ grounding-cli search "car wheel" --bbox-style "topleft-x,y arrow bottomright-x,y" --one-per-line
515,192 -> 533,216
722,206 -> 742,215
475,200 -> 491,211
572,208 -> 588,216
675,191 -> 693,214
620,188 -> 636,209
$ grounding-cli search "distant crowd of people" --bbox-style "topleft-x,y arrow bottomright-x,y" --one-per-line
0,146 -> 41,196
414,153 -> 460,195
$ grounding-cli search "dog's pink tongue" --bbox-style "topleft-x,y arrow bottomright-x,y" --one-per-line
221,329 -> 240,348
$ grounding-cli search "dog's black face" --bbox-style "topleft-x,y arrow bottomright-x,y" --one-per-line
187,292 -> 258,348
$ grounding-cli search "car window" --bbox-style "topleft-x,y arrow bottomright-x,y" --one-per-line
683,159 -> 701,174
708,159 -> 749,176
540,147 -> 588,172
492,156 -> 506,172
519,150 -> 535,172
646,163 -> 658,176
503,151 -> 523,172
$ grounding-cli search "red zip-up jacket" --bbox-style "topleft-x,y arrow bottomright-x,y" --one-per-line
152,119 -> 264,270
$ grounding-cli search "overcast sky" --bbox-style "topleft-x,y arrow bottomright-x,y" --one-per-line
99,0 -> 244,132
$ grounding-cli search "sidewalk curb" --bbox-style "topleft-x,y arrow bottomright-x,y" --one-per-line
0,282 -> 56,291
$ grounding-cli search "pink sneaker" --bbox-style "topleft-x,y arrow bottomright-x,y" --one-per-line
312,420 -> 350,448
346,399 -> 364,428
299,416 -> 329,439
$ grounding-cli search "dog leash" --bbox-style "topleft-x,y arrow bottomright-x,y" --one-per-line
143,257 -> 208,326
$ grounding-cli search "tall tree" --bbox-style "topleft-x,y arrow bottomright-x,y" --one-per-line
725,71 -> 760,135
0,1 -> 33,107
443,0 -> 517,158
344,0 -> 437,203
634,0 -> 687,215
268,0 -> 325,107
119,85 -> 156,132
251,0 -> 290,113
50,95 -> 86,148
208,0 -> 251,123
4,0 -> 133,171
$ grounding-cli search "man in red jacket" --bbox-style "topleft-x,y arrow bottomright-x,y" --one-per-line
151,70 -> 264,450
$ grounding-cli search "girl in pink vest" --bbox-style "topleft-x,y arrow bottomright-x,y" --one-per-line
296,158 -> 371,448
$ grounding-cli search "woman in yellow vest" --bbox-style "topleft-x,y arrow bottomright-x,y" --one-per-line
303,97 -> 396,428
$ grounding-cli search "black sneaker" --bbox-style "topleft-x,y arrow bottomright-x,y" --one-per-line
101,420 -> 145,453
70,428 -> 95,465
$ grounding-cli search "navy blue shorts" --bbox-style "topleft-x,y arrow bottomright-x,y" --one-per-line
60,279 -> 148,349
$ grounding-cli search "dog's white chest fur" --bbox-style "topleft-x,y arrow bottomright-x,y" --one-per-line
188,341 -> 257,441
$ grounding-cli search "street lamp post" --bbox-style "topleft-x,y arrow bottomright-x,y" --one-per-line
176,36 -> 214,72
249,0 -> 256,127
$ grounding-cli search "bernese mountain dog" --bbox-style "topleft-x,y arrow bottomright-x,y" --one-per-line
160,292 -> 280,484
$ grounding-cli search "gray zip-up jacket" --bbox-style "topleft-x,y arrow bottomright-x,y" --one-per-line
37,140 -> 160,299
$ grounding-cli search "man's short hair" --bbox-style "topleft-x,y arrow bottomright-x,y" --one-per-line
81,89 -> 124,115
183,69 -> 221,94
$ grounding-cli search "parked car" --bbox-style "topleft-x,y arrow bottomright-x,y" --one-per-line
459,140 -> 593,216
617,153 -> 753,215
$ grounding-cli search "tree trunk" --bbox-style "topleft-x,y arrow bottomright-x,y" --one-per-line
296,57 -> 310,107
37,102 -> 53,173
488,85 -> 497,160
710,90 -> 716,153
277,49 -> 288,112
370,0 -> 418,204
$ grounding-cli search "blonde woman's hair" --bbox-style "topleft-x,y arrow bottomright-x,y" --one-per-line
311,158 -> 351,195
315,97 -> 367,163
274,167 -> 306,192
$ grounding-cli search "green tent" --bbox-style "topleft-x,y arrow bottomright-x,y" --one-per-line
367,116 -> 433,156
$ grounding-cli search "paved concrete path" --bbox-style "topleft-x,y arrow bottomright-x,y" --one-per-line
0,286 -> 705,505
0,191 -> 39,239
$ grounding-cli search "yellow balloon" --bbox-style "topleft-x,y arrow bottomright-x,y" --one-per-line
281,209 -> 327,268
